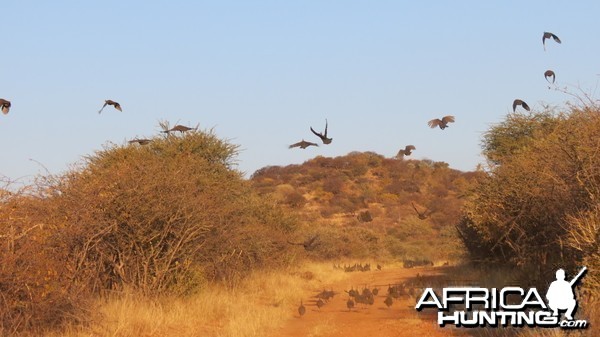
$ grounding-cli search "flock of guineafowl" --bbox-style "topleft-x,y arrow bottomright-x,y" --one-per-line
297,265 -> 435,318
0,32 -> 560,161
0,31 -> 563,321
288,31 -> 562,161
292,30 -> 563,319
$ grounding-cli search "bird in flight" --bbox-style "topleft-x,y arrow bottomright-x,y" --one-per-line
310,119 -> 332,144
542,32 -> 561,51
99,100 -> 122,114
161,124 -> 196,133
513,99 -> 530,112
544,70 -> 556,84
289,139 -> 318,149
397,145 -> 416,157
287,235 -> 320,251
428,116 -> 455,130
411,202 -> 431,220
128,138 -> 152,145
0,98 -> 11,114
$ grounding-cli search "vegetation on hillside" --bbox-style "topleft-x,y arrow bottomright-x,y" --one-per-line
251,152 -> 481,262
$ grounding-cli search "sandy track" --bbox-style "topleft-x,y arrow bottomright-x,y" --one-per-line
269,266 -> 467,337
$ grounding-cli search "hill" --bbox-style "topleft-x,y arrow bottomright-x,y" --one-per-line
251,151 -> 482,262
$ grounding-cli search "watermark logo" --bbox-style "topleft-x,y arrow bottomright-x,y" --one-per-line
415,267 -> 588,329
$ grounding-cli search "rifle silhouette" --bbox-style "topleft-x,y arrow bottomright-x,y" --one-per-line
569,267 -> 587,287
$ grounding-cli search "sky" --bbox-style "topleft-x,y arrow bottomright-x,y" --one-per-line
2,1 -> 600,183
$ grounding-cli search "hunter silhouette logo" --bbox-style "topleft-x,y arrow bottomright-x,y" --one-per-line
546,267 -> 586,321
415,266 -> 589,329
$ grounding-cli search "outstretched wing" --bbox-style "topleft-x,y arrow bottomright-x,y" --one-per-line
512,99 -> 520,112
428,119 -> 441,128
98,102 -> 108,114
114,103 -> 122,112
406,145 -> 416,151
310,126 -> 323,139
411,202 -> 424,216
289,141 -> 303,149
324,119 -> 328,137
521,101 -> 530,111
304,235 -> 320,250
552,33 -> 561,44
441,115 -> 455,124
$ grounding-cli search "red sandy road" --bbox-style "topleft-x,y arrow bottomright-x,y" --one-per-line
269,266 -> 468,337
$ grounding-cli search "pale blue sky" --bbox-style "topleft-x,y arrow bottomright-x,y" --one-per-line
2,1 -> 599,182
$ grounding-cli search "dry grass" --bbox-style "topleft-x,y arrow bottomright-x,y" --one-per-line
47,262 -> 349,337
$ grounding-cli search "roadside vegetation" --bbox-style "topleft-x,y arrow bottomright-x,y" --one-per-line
456,103 -> 600,336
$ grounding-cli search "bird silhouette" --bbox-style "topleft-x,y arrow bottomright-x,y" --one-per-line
128,138 -> 152,145
347,298 -> 355,311
513,99 -> 530,112
397,145 -> 416,157
99,100 -> 122,113
289,139 -> 318,149
544,70 -> 556,84
298,300 -> 306,317
287,235 -> 320,251
316,299 -> 325,310
411,202 -> 431,220
161,125 -> 195,133
384,295 -> 393,308
310,119 -> 332,144
428,116 -> 455,130
0,99 -> 11,114
543,32 -> 561,51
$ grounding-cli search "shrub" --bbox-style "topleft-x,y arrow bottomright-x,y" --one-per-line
459,106 -> 600,278
0,129 -> 298,333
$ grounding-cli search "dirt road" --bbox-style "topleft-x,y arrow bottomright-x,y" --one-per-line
269,265 -> 467,337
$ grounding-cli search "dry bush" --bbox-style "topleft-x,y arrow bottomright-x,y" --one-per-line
459,105 -> 600,295
0,184 -> 91,334
0,129 -> 298,334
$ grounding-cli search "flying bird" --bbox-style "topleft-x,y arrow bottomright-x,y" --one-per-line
128,138 -> 152,145
542,32 -> 561,51
544,70 -> 556,84
161,124 -> 196,133
310,119 -> 332,144
98,100 -> 122,113
0,99 -> 11,114
287,235 -> 320,251
397,145 -> 416,157
411,202 -> 431,220
428,116 -> 455,130
289,139 -> 318,149
513,99 -> 530,112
